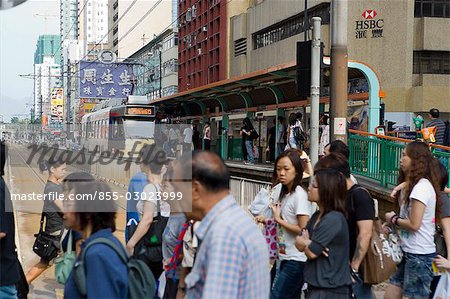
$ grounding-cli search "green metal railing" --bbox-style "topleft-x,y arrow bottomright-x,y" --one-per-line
349,130 -> 450,188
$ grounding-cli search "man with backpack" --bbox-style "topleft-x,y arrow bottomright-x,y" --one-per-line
315,153 -> 375,299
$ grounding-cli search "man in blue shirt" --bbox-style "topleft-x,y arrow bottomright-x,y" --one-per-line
172,151 -> 270,299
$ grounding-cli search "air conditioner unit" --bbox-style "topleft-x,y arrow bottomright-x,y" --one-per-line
202,26 -> 207,32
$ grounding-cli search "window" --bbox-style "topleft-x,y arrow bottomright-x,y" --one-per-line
234,38 -> 247,56
413,51 -> 450,74
186,9 -> 192,22
192,5 -> 197,18
253,3 -> 330,49
415,0 -> 450,17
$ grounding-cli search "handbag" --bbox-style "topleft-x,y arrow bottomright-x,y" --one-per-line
361,219 -> 397,284
249,184 -> 281,218
133,187 -> 168,265
433,272 -> 450,299
55,230 -> 77,284
32,213 -> 62,261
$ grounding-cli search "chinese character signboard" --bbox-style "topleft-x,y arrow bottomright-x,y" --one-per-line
79,61 -> 134,99
355,10 -> 384,39
50,88 -> 64,127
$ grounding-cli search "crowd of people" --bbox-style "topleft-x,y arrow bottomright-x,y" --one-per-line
1,116 -> 450,299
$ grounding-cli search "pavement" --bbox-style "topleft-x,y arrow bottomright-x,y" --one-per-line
5,143 -> 127,299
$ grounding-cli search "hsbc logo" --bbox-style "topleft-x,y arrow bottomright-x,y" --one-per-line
355,10 -> 384,39
362,10 -> 377,19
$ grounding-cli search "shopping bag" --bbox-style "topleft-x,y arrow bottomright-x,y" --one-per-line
158,272 -> 167,299
433,272 -> 450,299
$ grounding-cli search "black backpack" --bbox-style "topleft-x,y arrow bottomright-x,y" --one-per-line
73,237 -> 156,299
443,121 -> 450,146
293,126 -> 307,145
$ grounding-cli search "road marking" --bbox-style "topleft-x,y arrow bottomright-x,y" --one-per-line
7,150 -> 23,264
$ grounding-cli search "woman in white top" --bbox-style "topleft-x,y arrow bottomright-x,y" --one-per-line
203,121 -> 211,150
318,114 -> 329,158
256,149 -> 314,299
126,151 -> 170,279
384,141 -> 440,299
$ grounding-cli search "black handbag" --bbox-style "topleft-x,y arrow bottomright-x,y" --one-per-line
133,195 -> 168,264
32,213 -> 62,261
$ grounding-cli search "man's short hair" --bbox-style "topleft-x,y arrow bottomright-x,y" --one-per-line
429,108 -> 440,118
328,140 -> 350,160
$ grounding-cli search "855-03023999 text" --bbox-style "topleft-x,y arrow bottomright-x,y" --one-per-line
10,191 -> 184,201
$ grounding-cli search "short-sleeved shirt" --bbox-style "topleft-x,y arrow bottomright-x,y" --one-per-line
347,185 -> 375,259
0,177 -> 20,286
440,192 -> 450,218
399,178 -> 436,254
427,119 -> 446,145
183,127 -> 193,144
279,186 -> 315,262
304,211 -> 352,289
137,183 -> 170,218
42,181 -> 64,234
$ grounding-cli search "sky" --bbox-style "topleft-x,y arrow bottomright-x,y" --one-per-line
0,0 -> 59,122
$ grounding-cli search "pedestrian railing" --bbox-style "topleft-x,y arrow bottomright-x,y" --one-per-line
230,176 -> 271,209
349,129 -> 450,188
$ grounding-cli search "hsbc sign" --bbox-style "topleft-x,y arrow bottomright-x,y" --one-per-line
355,10 -> 384,39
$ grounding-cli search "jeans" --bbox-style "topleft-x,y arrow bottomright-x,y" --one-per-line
390,252 -> 434,299
352,272 -> 373,299
245,140 -> 255,163
288,137 -> 297,149
0,285 -> 18,299
271,260 -> 305,299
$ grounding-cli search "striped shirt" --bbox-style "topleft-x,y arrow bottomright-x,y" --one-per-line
427,119 -> 446,145
185,195 -> 270,299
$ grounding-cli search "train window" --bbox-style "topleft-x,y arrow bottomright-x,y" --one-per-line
112,118 -> 124,139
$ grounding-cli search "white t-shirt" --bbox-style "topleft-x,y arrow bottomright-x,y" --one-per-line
136,183 -> 170,218
279,185 -> 315,262
399,178 -> 436,254
183,127 -> 193,143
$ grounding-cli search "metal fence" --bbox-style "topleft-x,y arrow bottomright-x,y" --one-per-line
349,130 -> 450,188
230,176 -> 271,209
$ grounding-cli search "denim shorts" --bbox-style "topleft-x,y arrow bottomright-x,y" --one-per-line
389,252 -> 434,299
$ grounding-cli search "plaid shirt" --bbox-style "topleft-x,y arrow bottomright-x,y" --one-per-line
185,195 -> 270,299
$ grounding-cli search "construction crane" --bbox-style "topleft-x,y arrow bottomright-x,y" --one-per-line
33,13 -> 59,33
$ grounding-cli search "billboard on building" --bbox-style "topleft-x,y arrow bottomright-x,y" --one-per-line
50,88 -> 64,127
79,61 -> 134,100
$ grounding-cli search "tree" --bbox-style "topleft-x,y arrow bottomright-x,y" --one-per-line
10,117 -> 19,124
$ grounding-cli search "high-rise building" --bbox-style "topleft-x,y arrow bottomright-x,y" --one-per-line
177,0 -> 228,91
34,35 -> 62,119
60,0 -> 79,41
108,0 -> 174,59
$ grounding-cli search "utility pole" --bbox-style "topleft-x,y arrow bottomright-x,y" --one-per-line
304,0 -> 308,42
330,0 -> 348,142
310,17 -> 321,167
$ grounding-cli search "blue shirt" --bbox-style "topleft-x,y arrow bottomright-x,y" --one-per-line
64,229 -> 128,299
185,195 -> 270,299
126,172 -> 147,242
162,213 -> 187,279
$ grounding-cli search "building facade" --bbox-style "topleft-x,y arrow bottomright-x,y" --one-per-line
108,0 -> 174,59
228,0 -> 450,122
126,28 -> 179,101
177,0 -> 228,91
33,35 -> 62,119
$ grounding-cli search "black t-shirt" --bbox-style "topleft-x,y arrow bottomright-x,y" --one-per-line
0,177 -> 20,286
42,181 -> 64,234
346,184 -> 375,260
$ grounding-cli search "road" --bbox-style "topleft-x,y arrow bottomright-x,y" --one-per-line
4,143 -> 127,299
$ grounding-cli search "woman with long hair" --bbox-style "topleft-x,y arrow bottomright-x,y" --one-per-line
384,141 -> 440,299
296,168 -> 352,298
26,158 -> 66,284
255,149 -> 314,299
241,117 -> 256,165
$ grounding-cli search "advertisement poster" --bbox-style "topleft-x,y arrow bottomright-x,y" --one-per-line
50,88 -> 64,127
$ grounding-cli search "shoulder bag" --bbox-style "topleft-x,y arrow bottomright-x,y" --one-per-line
32,213 -> 63,261
55,229 -> 77,284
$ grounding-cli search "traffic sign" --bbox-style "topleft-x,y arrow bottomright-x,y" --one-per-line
98,50 -> 117,64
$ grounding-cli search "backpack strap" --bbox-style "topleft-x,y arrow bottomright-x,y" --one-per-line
73,237 -> 128,296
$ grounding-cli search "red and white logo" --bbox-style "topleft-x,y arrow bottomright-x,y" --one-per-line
362,10 -> 377,19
